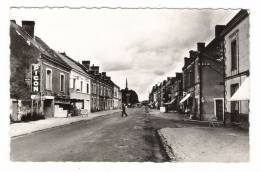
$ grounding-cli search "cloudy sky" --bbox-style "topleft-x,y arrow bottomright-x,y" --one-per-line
10,8 -> 238,101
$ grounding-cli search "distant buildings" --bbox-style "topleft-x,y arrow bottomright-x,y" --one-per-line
121,78 -> 139,106
10,20 -> 121,121
148,9 -> 250,129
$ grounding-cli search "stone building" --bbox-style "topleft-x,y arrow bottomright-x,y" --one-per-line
86,65 -> 114,112
10,20 -> 71,120
149,84 -> 159,109
181,25 -> 225,121
221,9 -> 250,128
164,77 -> 176,111
172,72 -> 183,112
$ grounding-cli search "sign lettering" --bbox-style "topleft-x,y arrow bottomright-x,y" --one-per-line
31,64 -> 40,94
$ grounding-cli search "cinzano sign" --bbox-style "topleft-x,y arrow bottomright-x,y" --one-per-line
31,64 -> 41,94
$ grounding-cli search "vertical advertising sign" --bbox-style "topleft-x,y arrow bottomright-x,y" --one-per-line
31,64 -> 41,94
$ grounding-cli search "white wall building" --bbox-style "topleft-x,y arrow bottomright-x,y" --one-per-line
58,53 -> 91,114
222,10 -> 249,127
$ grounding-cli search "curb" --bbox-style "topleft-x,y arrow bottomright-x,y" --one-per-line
157,129 -> 176,162
11,110 -> 120,139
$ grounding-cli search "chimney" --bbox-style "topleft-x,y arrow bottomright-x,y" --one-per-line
90,64 -> 95,71
82,60 -> 90,70
184,57 -> 190,66
95,66 -> 99,75
215,25 -> 225,38
101,72 -> 106,79
90,65 -> 99,75
197,43 -> 205,52
22,20 -> 35,38
60,52 -> 66,56
176,72 -> 181,79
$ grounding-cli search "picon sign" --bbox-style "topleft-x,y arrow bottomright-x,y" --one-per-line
31,64 -> 41,94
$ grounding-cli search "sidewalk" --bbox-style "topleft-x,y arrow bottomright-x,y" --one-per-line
158,127 -> 249,162
10,109 -> 120,138
149,109 -> 249,162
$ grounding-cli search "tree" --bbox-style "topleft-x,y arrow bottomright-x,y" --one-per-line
121,89 -> 139,105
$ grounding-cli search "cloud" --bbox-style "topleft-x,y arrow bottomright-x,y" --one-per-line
102,61 -> 132,72
10,8 -> 238,100
153,70 -> 165,76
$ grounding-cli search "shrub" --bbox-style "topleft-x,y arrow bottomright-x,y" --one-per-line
20,112 -> 45,122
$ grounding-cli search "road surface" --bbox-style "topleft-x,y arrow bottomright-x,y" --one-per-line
11,108 -> 174,162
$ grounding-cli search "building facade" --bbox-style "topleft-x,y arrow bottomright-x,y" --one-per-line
58,53 -> 91,115
113,84 -> 120,109
172,73 -> 183,112
164,77 -> 175,111
86,65 -> 115,112
10,20 -> 71,120
180,24 -> 226,121
221,10 -> 250,127
10,20 -> 120,121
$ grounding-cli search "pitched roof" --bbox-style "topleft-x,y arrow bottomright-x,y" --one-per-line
221,9 -> 249,37
57,53 -> 87,75
10,21 -> 70,69
34,37 -> 70,68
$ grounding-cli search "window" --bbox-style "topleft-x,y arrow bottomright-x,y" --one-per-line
46,69 -> 52,90
87,83 -> 89,94
60,73 -> 65,92
73,78 -> 76,89
80,81 -> 83,93
231,39 -> 238,70
231,83 -> 239,96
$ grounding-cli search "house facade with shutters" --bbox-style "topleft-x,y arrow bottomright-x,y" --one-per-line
221,10 -> 250,127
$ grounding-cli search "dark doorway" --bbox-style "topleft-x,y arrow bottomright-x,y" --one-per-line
215,99 -> 224,121
44,99 -> 53,118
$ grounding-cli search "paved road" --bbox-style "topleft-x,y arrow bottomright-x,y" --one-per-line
11,108 -> 172,162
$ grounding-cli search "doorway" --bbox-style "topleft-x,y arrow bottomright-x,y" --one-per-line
44,99 -> 54,118
214,98 -> 224,121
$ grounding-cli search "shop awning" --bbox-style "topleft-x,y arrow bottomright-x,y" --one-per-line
229,77 -> 250,101
164,98 -> 176,105
179,93 -> 191,104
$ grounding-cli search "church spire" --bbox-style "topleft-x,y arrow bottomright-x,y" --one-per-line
126,78 -> 128,90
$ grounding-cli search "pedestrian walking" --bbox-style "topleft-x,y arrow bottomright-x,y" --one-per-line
121,104 -> 128,117
144,105 -> 150,113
